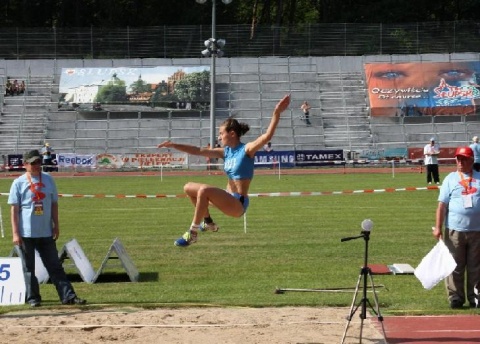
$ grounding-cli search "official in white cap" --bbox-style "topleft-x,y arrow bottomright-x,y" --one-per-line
469,136 -> 480,172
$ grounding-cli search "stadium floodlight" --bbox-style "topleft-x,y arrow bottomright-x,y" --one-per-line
196,0 -> 233,148
216,39 -> 226,48
204,39 -> 214,48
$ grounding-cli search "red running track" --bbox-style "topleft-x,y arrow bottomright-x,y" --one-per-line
374,315 -> 480,343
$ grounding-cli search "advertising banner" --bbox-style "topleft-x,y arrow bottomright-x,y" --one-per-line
120,153 -> 187,168
58,66 -> 210,112
364,62 -> 480,117
254,151 -> 296,168
96,153 -> 125,169
408,147 -> 457,162
295,150 -> 344,167
7,154 -> 23,170
57,153 -> 96,168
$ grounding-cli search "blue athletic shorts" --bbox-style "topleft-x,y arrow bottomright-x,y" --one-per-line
231,192 -> 249,214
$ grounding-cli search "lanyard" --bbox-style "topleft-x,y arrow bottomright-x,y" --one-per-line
458,171 -> 473,194
26,173 -> 45,202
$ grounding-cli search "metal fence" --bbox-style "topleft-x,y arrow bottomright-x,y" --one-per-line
0,21 -> 479,60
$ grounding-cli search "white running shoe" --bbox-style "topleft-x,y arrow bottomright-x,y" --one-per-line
200,221 -> 220,232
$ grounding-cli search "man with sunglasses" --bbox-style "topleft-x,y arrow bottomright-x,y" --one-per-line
8,150 -> 86,307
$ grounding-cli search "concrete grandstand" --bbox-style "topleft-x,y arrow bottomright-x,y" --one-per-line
1,53 -> 480,163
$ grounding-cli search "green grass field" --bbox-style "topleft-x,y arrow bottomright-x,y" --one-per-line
0,170 -> 476,315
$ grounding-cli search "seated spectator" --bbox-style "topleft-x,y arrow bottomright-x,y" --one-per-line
12,80 -> 19,95
5,78 -> 13,96
19,80 -> 25,94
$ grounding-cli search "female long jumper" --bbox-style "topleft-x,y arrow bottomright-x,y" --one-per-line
157,94 -> 291,246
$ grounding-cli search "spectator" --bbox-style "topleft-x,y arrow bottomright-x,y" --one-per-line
424,137 -> 441,184
5,78 -> 13,96
8,150 -> 87,307
469,136 -> 480,172
263,141 -> 273,153
41,142 -> 54,172
300,101 -> 312,126
19,80 -> 26,94
12,80 -> 19,95
263,141 -> 276,169
432,146 -> 480,309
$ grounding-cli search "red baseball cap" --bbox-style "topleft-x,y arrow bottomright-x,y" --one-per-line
455,146 -> 474,158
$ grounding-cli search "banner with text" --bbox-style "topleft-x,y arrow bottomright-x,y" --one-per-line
51,150 -> 348,169
254,151 -> 296,168
295,150 -> 344,166
57,154 -> 97,168
364,61 -> 480,117
56,152 -> 187,169
120,153 -> 187,168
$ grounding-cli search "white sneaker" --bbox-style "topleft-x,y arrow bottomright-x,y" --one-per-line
200,221 -> 220,232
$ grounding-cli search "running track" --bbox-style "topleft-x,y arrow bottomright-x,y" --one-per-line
374,315 -> 480,343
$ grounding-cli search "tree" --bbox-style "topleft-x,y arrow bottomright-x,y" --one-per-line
174,70 -> 210,103
0,0 -> 476,28
130,76 -> 151,94
95,73 -> 128,103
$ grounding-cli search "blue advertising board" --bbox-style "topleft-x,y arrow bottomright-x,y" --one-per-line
254,151 -> 296,168
255,150 -> 344,168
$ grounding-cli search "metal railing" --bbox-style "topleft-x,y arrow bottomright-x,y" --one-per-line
0,21 -> 479,59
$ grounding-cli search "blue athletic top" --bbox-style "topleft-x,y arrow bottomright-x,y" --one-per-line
7,172 -> 58,238
223,143 -> 254,180
438,170 -> 480,231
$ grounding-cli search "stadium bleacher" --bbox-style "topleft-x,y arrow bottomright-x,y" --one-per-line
1,54 -> 479,160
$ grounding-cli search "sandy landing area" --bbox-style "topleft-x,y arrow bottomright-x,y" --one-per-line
0,306 -> 385,344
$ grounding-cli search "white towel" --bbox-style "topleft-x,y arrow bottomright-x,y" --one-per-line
414,240 -> 457,290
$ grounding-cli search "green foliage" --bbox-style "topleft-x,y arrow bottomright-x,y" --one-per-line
0,172 -> 476,315
95,74 -> 128,103
129,78 -> 151,94
173,71 -> 210,102
0,0 -> 477,27
389,29 -> 415,53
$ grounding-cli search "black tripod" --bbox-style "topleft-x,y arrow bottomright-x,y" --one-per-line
340,230 -> 386,344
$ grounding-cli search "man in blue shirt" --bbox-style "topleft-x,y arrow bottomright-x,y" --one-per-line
8,150 -> 86,307
433,146 -> 480,309
469,136 -> 480,172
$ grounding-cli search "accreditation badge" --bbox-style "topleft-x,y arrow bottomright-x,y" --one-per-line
462,194 -> 473,208
34,201 -> 44,215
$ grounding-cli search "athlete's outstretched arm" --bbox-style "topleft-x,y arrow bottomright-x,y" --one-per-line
246,94 -> 290,155
157,141 -> 223,159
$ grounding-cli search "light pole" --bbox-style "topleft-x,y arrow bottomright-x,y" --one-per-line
196,0 -> 232,148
